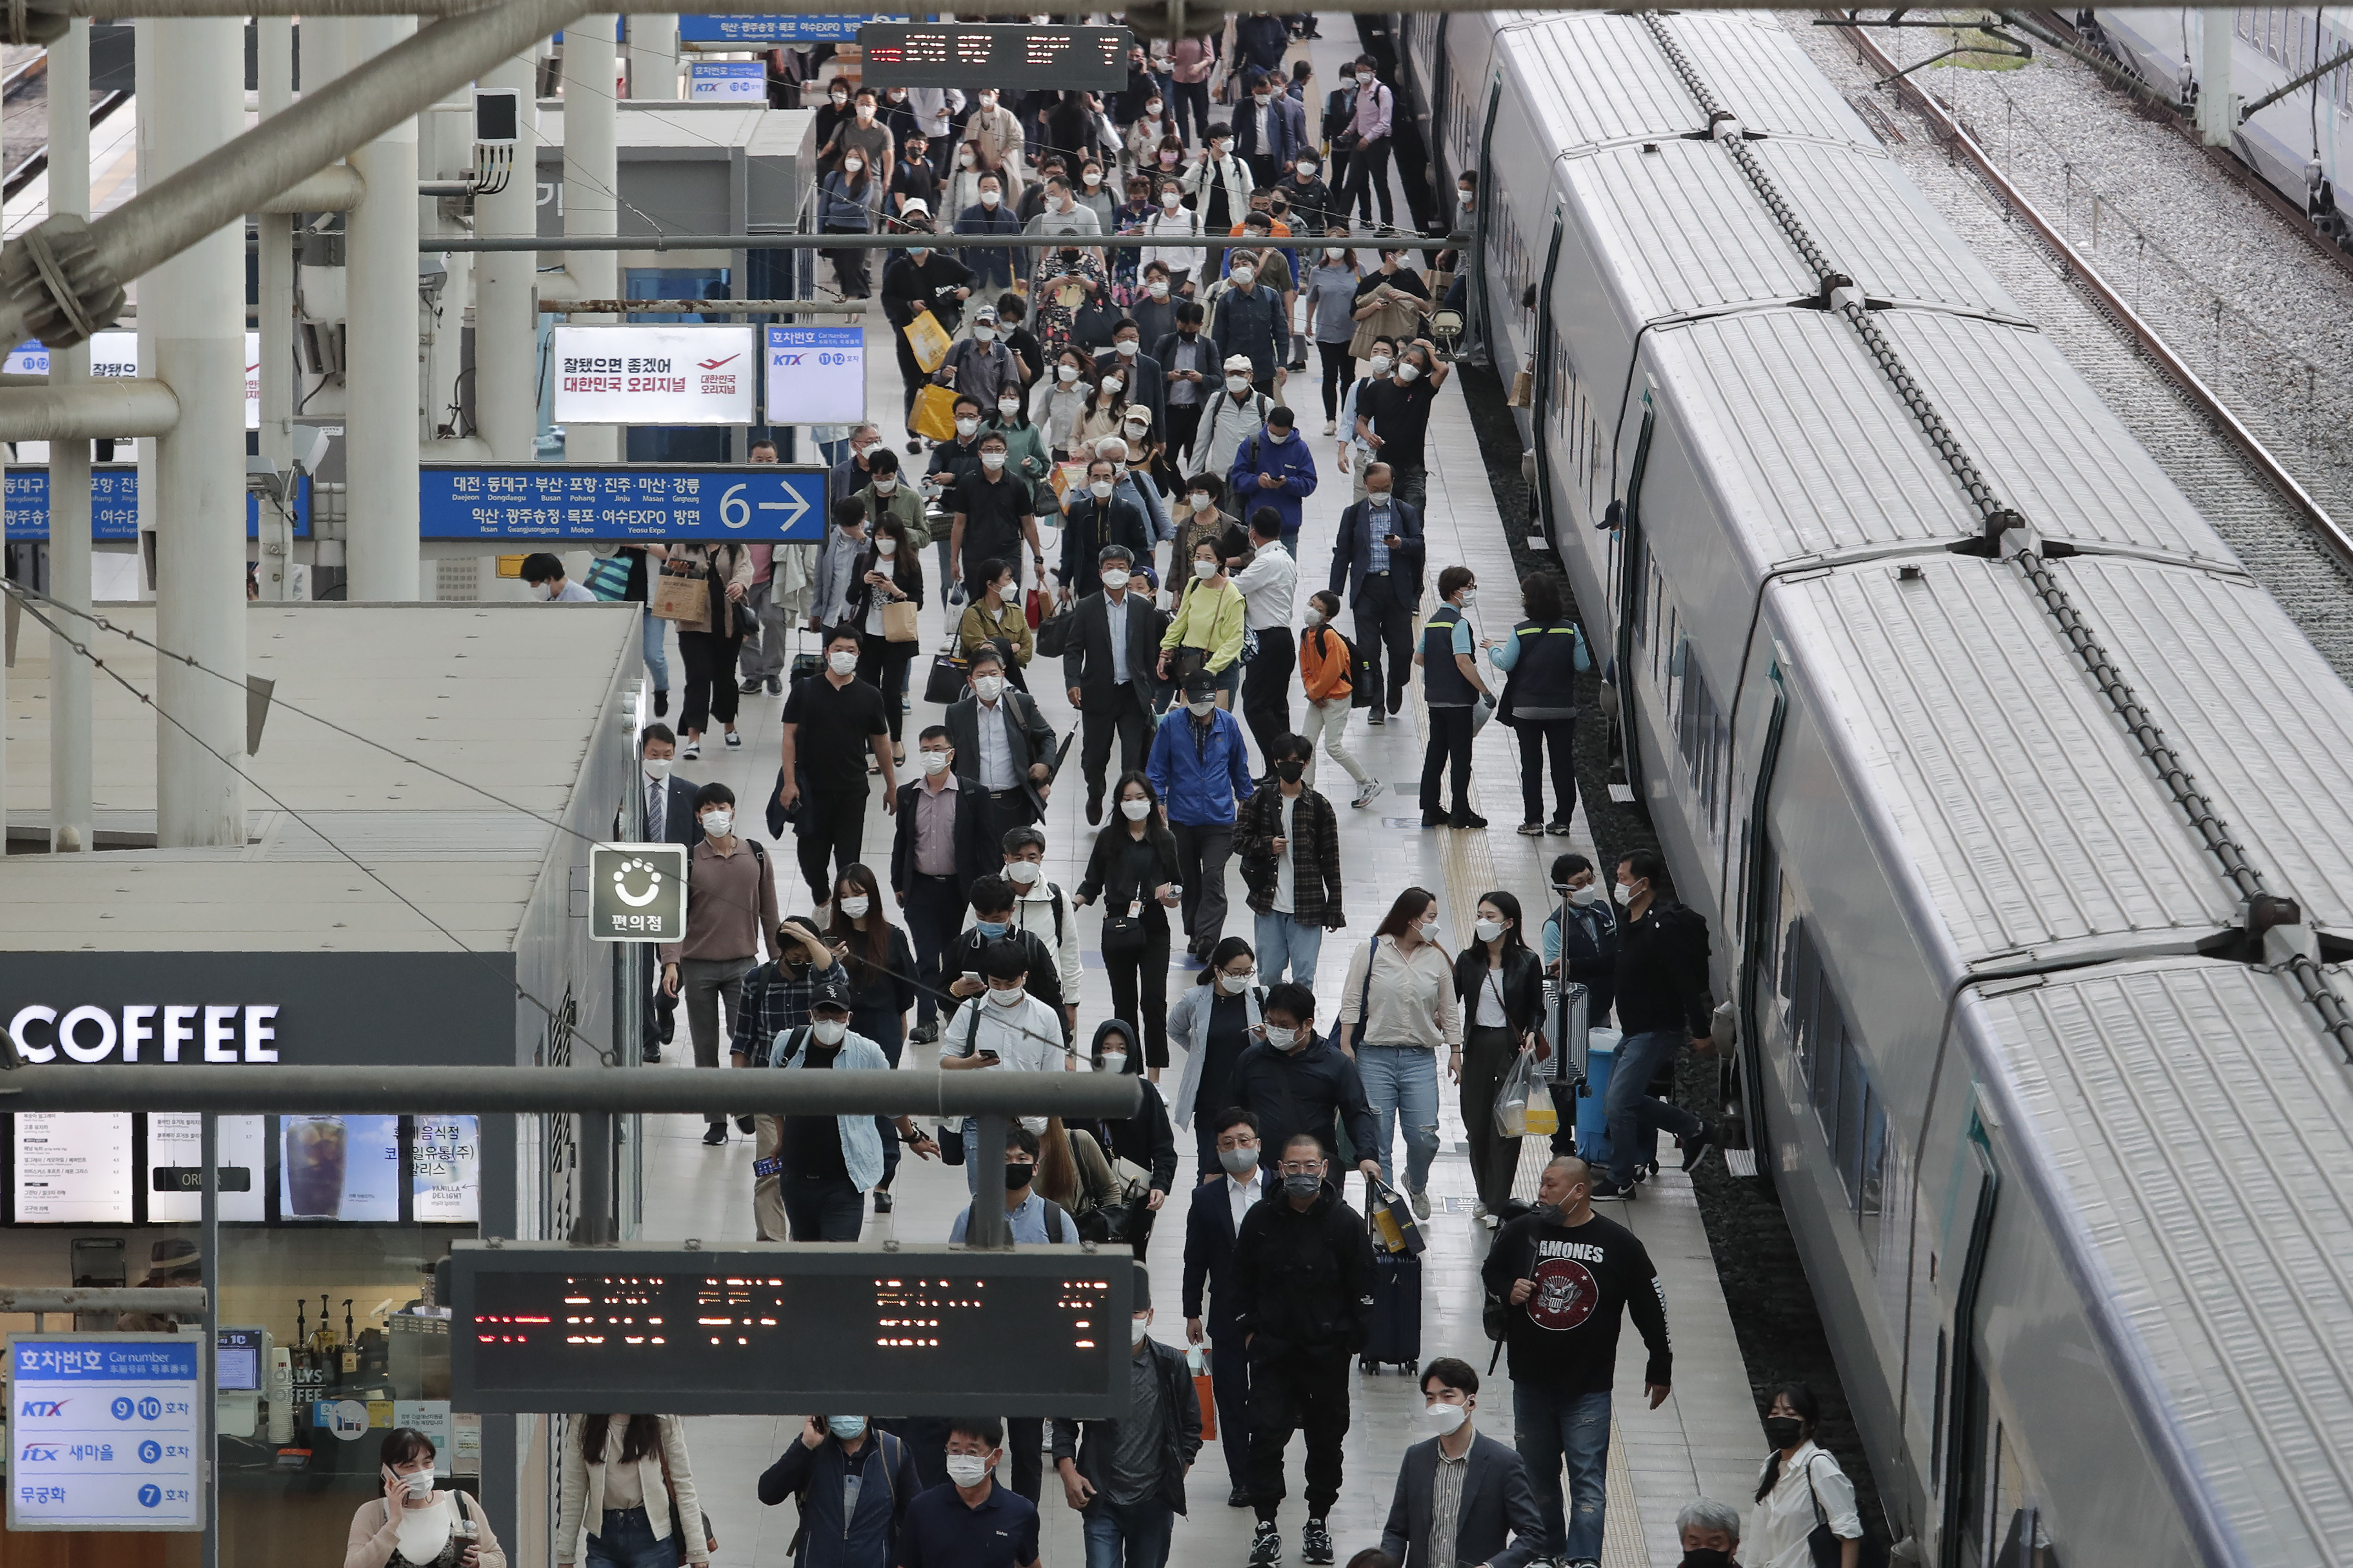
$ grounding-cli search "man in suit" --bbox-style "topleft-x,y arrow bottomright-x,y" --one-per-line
1232,70 -> 1302,194
892,723 -> 996,1044
635,723 -> 698,1061
1379,1358 -> 1545,1568
943,643 -> 1059,850
1060,462 -> 1154,602
1063,543 -> 1169,825
1153,306 -> 1223,469
1327,461 -> 1427,727
1095,318 -> 1167,435
1182,1106 -> 1266,1508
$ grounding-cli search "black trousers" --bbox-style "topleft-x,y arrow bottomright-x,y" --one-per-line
893,331 -> 928,423
1420,705 -> 1475,818
1462,1023 -> 1522,1212
1317,340 -> 1352,420
1517,717 -> 1576,826
677,630 -> 744,736
824,223 -> 871,297
1211,1328 -> 1253,1488
977,786 -> 1040,854
1008,1415 -> 1044,1503
1240,626 -> 1294,765
1247,1346 -> 1350,1520
1171,821 -> 1234,953
857,633 -> 918,744
1390,460 -> 1428,514
903,873 -> 966,1028
1340,135 -> 1393,225
1352,573 -> 1416,710
1080,686 -> 1155,805
796,786 -> 868,905
1104,916 -> 1172,1069
1164,402 -> 1205,466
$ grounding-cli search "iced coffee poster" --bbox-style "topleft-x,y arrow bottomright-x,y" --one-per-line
411,1116 -> 481,1223
279,1115 -> 401,1222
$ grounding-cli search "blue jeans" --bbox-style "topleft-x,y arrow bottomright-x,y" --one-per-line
586,1506 -> 676,1568
1512,1386 -> 1611,1563
1355,1043 -> 1440,1193
1604,1028 -> 1702,1188
640,609 -> 670,695
1253,912 -> 1324,988
1082,1495 -> 1175,1568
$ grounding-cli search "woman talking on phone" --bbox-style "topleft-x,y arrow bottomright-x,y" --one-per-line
346,1427 -> 507,1568
553,1414 -> 712,1568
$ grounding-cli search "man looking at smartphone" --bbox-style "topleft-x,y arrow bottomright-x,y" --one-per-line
1327,463 -> 1426,727
938,935 -> 1071,1188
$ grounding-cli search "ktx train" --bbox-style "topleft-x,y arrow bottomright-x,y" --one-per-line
1395,11 -> 2353,1567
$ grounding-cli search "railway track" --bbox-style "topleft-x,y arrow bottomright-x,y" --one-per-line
0,44 -> 127,203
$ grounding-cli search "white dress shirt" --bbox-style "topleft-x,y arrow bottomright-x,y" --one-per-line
1232,540 -> 1298,630
1105,591 -> 1133,685
1228,1165 -> 1265,1231
944,990 -> 1066,1072
974,697 -> 1018,788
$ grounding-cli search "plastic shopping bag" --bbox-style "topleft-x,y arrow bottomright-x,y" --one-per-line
1494,1047 -> 1540,1139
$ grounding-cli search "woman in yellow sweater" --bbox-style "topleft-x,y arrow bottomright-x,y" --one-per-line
1156,533 -> 1247,709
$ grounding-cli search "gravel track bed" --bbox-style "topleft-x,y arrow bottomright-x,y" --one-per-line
1782,16 -> 2353,676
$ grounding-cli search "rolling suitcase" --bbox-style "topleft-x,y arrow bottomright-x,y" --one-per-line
1360,1194 -> 1422,1375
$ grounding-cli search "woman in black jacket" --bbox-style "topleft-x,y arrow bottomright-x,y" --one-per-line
1079,1018 -> 1179,1259
1075,771 -> 1185,1078
1454,889 -> 1548,1221
848,514 -> 926,767
828,862 -> 918,1215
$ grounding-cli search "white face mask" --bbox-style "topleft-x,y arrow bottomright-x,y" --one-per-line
1006,860 -> 1042,887
987,985 -> 1026,1008
1357,72 -> 1375,87
945,1455 -> 991,1488
1298,160 -> 1319,177
1425,1401 -> 1467,1437
811,1017 -> 848,1045
1149,280 -> 1171,297
1129,1316 -> 1151,1346
1217,970 -> 1253,995
1397,362 -> 1422,383
1058,364 -> 1080,384
1188,492 -> 1212,511
1084,170 -> 1103,186
874,478 -> 898,496
977,94 -> 997,109
1090,479 -> 1115,500
1193,559 -> 1217,580
1615,880 -> 1638,907
980,189 -> 1002,208
701,810 -> 733,838
1230,268 -> 1256,289
1458,588 -> 1478,608
1569,882 -> 1604,907
828,650 -> 858,676
642,756 -> 673,781
1475,918 -> 1505,943
1187,698 -> 1217,718
989,397 -> 1017,420
973,675 -> 1005,701
1147,102 -> 1164,116
1102,377 -> 1124,395
922,750 -> 952,776
838,896 -> 871,919
1120,797 -> 1153,820
528,580 -> 556,601
1460,189 -> 1475,209
1367,354 -> 1393,377
831,92 -> 848,105
958,150 -> 975,168
955,416 -> 980,436
1367,490 -> 1393,507
980,452 -> 1007,471
1101,567 -> 1131,591
1162,192 -> 1182,210
844,156 -> 864,173
1115,338 -> 1140,358
1325,247 -> 1346,262
975,323 -> 998,341
402,1469 -> 436,1500
1100,1051 -> 1128,1075
1416,916 -> 1441,941
1302,605 -> 1324,626
1225,376 -> 1251,395
876,536 -> 898,555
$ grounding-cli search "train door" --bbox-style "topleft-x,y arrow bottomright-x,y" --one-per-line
1728,661 -> 1789,1180
1940,1130 -> 2000,1568
1467,77 -> 1503,356
1606,395 -> 1657,803
1428,20 -> 1451,163
1529,213 -> 1566,547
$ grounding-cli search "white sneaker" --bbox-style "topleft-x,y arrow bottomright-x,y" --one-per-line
1324,418 -> 1337,436
1352,778 -> 1383,809
680,739 -> 701,759
1410,1187 -> 1431,1220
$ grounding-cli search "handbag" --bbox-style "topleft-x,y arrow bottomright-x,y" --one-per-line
904,308 -> 953,373
656,1433 -> 718,1564
1187,1346 -> 1217,1440
1073,1163 -> 1152,1245
1034,597 -> 1073,659
584,552 -> 632,601
909,382 -> 960,442
922,634 -> 968,705
882,598 -> 920,643
651,562 -> 711,629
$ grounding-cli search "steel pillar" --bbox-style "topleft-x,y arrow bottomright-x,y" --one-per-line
475,52 -> 540,461
626,13 -> 677,98
2199,9 -> 2236,145
563,14 -> 620,463
48,18 -> 91,852
344,15 -> 422,601
146,18 -> 246,849
255,16 -> 297,600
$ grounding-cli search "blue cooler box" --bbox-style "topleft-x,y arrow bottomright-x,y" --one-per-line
1574,1030 -> 1619,1166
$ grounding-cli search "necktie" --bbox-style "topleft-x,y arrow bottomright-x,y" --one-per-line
648,780 -> 662,836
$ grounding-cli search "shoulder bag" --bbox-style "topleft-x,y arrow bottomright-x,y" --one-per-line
922,632 -> 968,705
657,1435 -> 718,1564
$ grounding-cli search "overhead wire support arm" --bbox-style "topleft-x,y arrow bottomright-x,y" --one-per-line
2238,43 -> 2353,120
1810,11 -> 2030,85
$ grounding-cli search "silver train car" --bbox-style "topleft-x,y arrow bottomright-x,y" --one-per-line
2082,7 -> 2353,242
1395,11 -> 2353,1566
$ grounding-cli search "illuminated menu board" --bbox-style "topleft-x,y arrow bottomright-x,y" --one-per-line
145,1114 -> 266,1225
450,1245 -> 1129,1416
411,1117 -> 481,1224
856,23 -> 1129,91
14,1114 -> 133,1223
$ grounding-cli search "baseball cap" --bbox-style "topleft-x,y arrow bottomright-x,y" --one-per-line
1181,670 -> 1219,701
1222,354 -> 1253,373
809,979 -> 853,1013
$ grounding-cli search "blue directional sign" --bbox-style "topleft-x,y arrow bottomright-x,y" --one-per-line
418,463 -> 826,542
3,465 -> 309,541
678,13 -> 904,43
8,1335 -> 203,1532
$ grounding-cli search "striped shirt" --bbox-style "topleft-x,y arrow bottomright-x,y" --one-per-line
1428,1440 -> 1469,1568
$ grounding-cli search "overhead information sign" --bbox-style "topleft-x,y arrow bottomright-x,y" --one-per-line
858,23 -> 1131,91
419,463 -> 825,542
688,60 -> 767,100
679,13 -> 903,44
551,325 -> 757,426
8,1335 -> 203,1532
7,332 -> 262,430
2,465 -> 310,541
449,1243 -> 1130,1417
764,327 -> 866,426
590,843 -> 689,943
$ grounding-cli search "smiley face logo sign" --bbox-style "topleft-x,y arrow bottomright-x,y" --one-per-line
589,843 -> 689,943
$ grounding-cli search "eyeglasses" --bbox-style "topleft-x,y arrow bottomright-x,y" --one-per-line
1276,1161 -> 1323,1176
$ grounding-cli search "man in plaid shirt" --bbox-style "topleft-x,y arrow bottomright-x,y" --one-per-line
730,918 -> 852,1071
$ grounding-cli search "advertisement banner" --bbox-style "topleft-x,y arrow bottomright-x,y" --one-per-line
551,325 -> 758,426
7,333 -> 262,430
678,13 -> 903,43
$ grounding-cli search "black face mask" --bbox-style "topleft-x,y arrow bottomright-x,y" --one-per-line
1004,1161 -> 1036,1190
1763,1415 -> 1804,1450
1273,760 -> 1304,783
1678,1552 -> 1734,1568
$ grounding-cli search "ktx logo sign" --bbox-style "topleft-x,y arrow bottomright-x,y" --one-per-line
20,1401 -> 68,1418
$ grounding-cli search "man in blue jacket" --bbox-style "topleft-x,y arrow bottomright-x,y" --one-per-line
1211,262 -> 1291,396
1148,669 -> 1258,962
1227,405 -> 1318,557
757,1415 -> 918,1568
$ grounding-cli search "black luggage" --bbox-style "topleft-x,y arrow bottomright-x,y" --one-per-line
1360,1247 -> 1422,1375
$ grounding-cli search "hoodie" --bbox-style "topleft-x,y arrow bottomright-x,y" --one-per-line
1082,1019 -> 1180,1193
1226,423 -> 1320,542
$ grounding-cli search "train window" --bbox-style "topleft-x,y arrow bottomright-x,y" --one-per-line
1812,1002 -> 1844,1128
1787,924 -> 1818,1077
1837,1038 -> 1869,1209
1859,1091 -> 1887,1237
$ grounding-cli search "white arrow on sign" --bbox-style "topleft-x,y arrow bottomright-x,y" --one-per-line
756,480 -> 811,533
